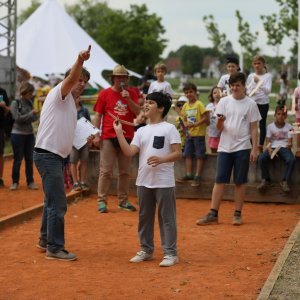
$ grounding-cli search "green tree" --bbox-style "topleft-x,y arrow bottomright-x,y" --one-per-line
18,0 -> 41,25
180,46 -> 204,75
261,0 -> 297,57
202,15 -> 227,55
236,10 -> 260,70
66,0 -> 166,73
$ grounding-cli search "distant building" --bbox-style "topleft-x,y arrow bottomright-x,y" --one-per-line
164,57 -> 182,78
202,56 -> 220,79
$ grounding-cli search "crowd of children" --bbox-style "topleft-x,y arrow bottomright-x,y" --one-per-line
1,53 -> 300,265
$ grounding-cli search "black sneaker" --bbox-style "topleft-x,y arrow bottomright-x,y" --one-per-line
176,174 -> 194,183
118,201 -> 137,212
0,178 -> 4,187
80,182 -> 89,191
72,182 -> 82,192
36,239 -> 47,252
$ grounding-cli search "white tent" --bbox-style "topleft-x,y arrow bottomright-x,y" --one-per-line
16,0 -> 140,88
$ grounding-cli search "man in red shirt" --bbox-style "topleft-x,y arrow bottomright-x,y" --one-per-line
93,65 -> 140,213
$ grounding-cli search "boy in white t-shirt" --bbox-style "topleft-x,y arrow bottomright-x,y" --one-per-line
148,63 -> 174,96
217,56 -> 240,96
257,106 -> 296,193
113,92 -> 182,267
196,72 -> 261,226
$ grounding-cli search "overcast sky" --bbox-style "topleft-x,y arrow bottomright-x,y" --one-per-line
18,0 -> 292,59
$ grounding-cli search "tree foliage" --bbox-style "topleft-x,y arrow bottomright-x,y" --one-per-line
261,0 -> 298,56
66,0 -> 166,73
235,10 -> 260,70
18,0 -> 41,25
18,0 -> 166,73
202,15 -> 227,55
166,45 -> 220,75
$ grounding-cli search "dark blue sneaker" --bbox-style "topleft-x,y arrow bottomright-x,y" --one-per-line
98,201 -> 108,213
36,238 -> 47,252
118,201 -> 136,212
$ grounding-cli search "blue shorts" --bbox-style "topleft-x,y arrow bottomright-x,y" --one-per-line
215,150 -> 250,184
183,136 -> 206,159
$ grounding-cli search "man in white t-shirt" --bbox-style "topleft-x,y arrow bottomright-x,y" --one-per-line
33,46 -> 91,261
197,72 -> 261,226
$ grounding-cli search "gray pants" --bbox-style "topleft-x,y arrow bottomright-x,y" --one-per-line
137,186 -> 177,256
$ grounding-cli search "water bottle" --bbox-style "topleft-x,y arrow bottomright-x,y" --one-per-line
0,95 -> 3,102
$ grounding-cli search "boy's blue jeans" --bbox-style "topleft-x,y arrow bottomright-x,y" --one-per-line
259,147 -> 296,182
33,151 -> 67,253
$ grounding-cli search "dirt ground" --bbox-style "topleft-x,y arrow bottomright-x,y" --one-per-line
0,159 -> 67,217
0,160 -> 300,299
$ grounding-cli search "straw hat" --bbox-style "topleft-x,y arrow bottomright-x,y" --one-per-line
111,65 -> 130,76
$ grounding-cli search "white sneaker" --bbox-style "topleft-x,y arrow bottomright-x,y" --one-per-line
10,183 -> 18,191
129,250 -> 153,263
159,255 -> 179,267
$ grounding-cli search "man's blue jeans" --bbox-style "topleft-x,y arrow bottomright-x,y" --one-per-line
258,147 -> 296,182
33,151 -> 67,253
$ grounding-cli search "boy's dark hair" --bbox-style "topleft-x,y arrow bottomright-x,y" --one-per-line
64,67 -> 90,81
146,92 -> 172,118
183,82 -> 197,93
226,56 -> 239,66
275,105 -> 286,114
228,72 -> 246,86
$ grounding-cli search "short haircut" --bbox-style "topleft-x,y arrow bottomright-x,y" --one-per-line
275,105 -> 286,114
146,92 -> 172,118
19,82 -> 35,96
154,62 -> 167,73
183,82 -> 197,93
226,56 -> 239,66
64,67 -> 90,81
228,72 -> 246,86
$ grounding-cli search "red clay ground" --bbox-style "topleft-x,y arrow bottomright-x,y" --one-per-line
0,160 -> 300,299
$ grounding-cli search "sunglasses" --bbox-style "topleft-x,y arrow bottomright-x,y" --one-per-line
176,103 -> 184,107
